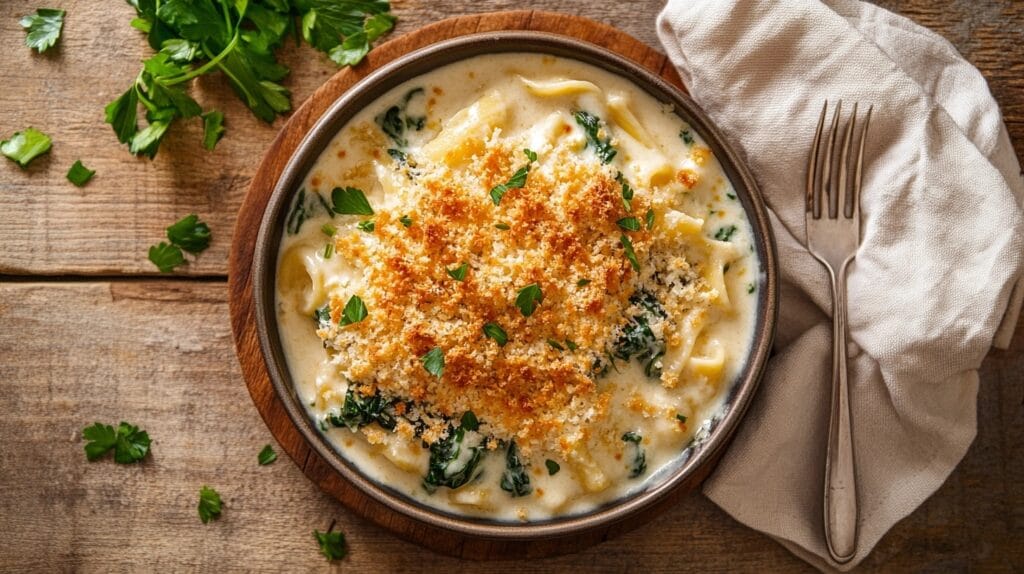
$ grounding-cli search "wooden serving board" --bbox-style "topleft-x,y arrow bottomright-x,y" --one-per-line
228,10 -> 687,559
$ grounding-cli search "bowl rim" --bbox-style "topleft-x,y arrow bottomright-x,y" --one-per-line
252,29 -> 778,539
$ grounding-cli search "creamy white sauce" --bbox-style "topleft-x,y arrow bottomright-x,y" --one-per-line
274,53 -> 760,521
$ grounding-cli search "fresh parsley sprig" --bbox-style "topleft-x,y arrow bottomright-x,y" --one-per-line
20,9 -> 64,53
314,520 -> 348,561
148,214 -> 212,273
1,127 -> 52,168
198,486 -> 223,524
83,421 -> 151,464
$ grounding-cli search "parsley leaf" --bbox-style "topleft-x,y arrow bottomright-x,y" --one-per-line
460,411 -> 479,431
2,128 -> 52,168
747,283 -> 756,294
576,278 -> 591,287
490,149 -> 537,205
483,322 -> 508,347
339,295 -> 368,326
332,186 -> 374,215
546,339 -> 565,351
714,225 -> 738,241
494,222 -> 510,230
676,414 -> 688,423
82,421 -> 151,463
67,160 -> 96,187
616,217 -> 641,232
20,9 -> 64,53
197,486 -> 223,524
148,242 -> 186,273
620,234 -> 641,272
399,214 -> 413,227
258,444 -> 278,465
357,219 -> 375,232
574,110 -> 616,164
166,214 -> 211,254
645,208 -> 655,230
565,339 -> 578,351
515,283 -> 544,317
314,525 -> 348,561
680,128 -> 694,146
201,111 -> 225,150
421,346 -> 444,378
447,262 -> 468,281
545,459 -> 560,475
615,172 -> 633,212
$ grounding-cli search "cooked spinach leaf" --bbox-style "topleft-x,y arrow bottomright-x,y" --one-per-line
611,289 -> 667,378
327,387 -> 396,431
622,431 -> 647,478
499,441 -> 532,497
574,110 -> 617,164
286,188 -> 334,235
375,87 -> 426,149
423,426 -> 484,493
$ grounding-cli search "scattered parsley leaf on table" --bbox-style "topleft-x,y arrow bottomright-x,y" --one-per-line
108,0 -> 396,158
148,242 -> 185,273
166,214 -> 211,254
314,523 -> 348,561
67,160 -> 96,187
198,486 -> 223,524
82,421 -> 151,463
20,8 -> 64,53
1,128 -> 52,168
258,444 -> 277,465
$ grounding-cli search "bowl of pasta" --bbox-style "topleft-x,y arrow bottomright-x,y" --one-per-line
251,30 -> 777,545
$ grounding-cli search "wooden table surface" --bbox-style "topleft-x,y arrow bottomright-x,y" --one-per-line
1,0 -> 1021,571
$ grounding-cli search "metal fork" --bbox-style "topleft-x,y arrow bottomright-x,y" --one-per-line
805,100 -> 872,564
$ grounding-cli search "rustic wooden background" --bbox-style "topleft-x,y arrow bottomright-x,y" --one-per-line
1,0 -> 1021,571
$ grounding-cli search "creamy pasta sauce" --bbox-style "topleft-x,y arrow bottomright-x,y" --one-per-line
275,53 -> 760,521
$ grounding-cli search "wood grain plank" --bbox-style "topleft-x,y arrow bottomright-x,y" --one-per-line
0,281 -> 1019,571
1,0 -> 1021,275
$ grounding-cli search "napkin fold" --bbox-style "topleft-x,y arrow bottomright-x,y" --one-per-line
657,0 -> 1024,570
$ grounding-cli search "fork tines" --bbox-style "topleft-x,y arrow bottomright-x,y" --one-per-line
806,101 -> 873,220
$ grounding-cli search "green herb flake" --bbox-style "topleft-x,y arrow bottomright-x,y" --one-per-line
499,441 -> 532,497
82,421 -> 151,463
339,295 -> 368,326
483,322 -> 508,347
332,186 -> 374,215
515,283 -> 544,317
201,110 -> 225,151
616,217 -> 641,232
258,444 -> 277,466
565,339 -> 578,351
148,242 -> 186,273
546,339 -> 565,351
747,283 -> 756,294
495,222 -> 511,230
615,172 -> 634,212
166,214 -> 211,254
20,8 -> 64,53
314,525 -> 348,561
576,278 -> 591,288
2,127 -> 52,167
197,486 -> 222,524
357,219 -> 375,233
460,411 -> 479,432
399,214 -> 413,227
680,129 -> 694,146
619,234 -> 641,272
323,242 -> 334,259
645,208 -> 655,230
574,110 -> 617,164
621,431 -> 647,478
67,160 -> 96,187
726,193 -> 737,200
523,148 -> 538,162
545,459 -> 561,475
421,347 -> 444,378
321,224 -> 337,236
676,414 -> 688,423
446,262 -> 468,282
714,225 -> 738,242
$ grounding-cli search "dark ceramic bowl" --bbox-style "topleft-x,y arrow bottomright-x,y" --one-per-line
252,31 -> 778,543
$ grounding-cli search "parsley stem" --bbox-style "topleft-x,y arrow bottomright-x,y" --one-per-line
159,31 -> 241,88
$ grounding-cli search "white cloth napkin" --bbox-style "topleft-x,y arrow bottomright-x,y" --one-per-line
656,0 -> 1024,570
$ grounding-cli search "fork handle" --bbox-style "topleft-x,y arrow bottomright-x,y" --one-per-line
824,258 -> 857,563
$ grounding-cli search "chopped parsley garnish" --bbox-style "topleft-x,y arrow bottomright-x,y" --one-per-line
67,160 -> 96,187
494,222 -> 511,230
166,214 -> 212,254
499,441 -> 532,497
106,1 -> 394,157
622,431 -> 647,478
258,444 -> 277,465
576,278 -> 591,287
616,217 -> 641,232
645,208 -> 655,230
357,219 -> 375,232
339,295 -> 367,326
483,322 -> 508,347
332,186 -> 374,215
619,234 -> 640,272
399,214 -> 413,227
714,225 -> 738,241
20,8 -> 64,53
82,421 -> 151,463
546,339 -> 565,351
314,522 -> 348,561
680,128 -> 694,146
574,110 -> 616,164
321,223 -> 337,236
2,127 -> 52,167
446,262 -> 468,281
421,347 -> 444,378
726,193 -> 737,200
515,283 -> 544,317
460,411 -> 479,431
148,242 -> 186,273
676,414 -> 688,423
545,459 -> 561,475
490,149 -> 537,206
747,283 -> 756,294
197,486 -> 223,524
615,172 -> 634,212
565,339 -> 578,351
201,111 -> 225,150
